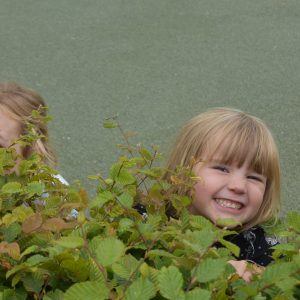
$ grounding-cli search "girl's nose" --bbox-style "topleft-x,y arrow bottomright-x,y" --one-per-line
227,175 -> 247,194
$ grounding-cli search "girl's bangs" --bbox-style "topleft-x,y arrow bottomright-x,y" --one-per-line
203,125 -> 271,176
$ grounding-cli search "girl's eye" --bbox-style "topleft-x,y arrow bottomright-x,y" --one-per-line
212,165 -> 229,173
247,175 -> 264,182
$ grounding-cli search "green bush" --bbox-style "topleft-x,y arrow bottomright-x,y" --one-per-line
0,120 -> 299,300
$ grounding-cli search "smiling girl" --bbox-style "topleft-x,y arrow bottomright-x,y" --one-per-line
164,108 -> 281,279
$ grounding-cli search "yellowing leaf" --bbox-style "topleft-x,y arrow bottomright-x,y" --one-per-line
22,213 -> 43,234
41,218 -> 76,232
0,241 -> 20,260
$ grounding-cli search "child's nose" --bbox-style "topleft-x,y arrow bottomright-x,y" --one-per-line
227,175 -> 247,194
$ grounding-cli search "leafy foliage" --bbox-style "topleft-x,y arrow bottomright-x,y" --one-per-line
0,117 -> 299,299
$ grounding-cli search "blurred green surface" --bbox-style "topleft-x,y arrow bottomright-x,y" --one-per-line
0,0 -> 299,214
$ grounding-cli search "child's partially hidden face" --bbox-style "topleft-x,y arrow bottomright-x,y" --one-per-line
189,157 -> 267,227
0,108 -> 23,171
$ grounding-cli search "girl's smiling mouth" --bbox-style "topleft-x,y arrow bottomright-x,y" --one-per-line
215,198 -> 244,210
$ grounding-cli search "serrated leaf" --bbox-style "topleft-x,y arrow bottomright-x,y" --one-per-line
195,258 -> 227,283
276,277 -> 299,292
124,278 -> 156,300
3,222 -> 21,242
116,170 -> 136,185
185,288 -> 211,300
25,181 -> 45,196
22,213 -> 43,234
148,249 -> 176,259
41,217 -> 76,232
20,245 -> 39,259
139,148 -> 153,161
64,281 -> 109,300
25,254 -> 48,266
189,215 -> 214,230
61,258 -> 89,281
1,182 -> 22,194
90,190 -> 114,208
43,289 -> 64,300
118,218 -> 134,232
0,241 -> 20,260
287,211 -> 300,233
2,288 -> 27,300
183,228 -> 216,253
262,262 -> 295,283
112,254 -> 139,280
22,272 -> 44,293
88,256 -> 105,283
117,192 -> 134,208
55,237 -> 84,249
216,218 -> 241,228
109,162 -> 122,179
95,237 -> 125,267
219,238 -> 240,257
158,266 -> 185,300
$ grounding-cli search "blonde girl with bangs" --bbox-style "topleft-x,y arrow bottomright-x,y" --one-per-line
0,82 -> 67,184
165,108 -> 281,280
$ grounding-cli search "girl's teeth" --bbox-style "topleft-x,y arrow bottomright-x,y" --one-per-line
215,199 -> 242,210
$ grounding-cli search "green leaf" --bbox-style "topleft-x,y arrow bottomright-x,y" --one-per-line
189,215 -> 214,230
124,278 -> 156,300
90,191 -> 114,208
276,277 -> 298,292
148,249 -> 176,259
116,170 -> 136,185
103,121 -> 118,128
216,218 -> 241,228
158,266 -> 185,300
20,245 -> 39,259
195,258 -> 227,283
287,211 -> 300,233
262,262 -> 295,283
117,192 -> 134,208
64,281 -> 109,300
3,222 -> 21,242
43,289 -> 64,300
219,238 -> 240,257
2,288 -> 27,300
185,288 -> 211,300
109,162 -> 122,179
118,218 -> 134,232
88,256 -> 105,283
1,182 -> 22,194
55,237 -> 84,249
112,254 -> 140,280
21,272 -> 44,293
183,228 -> 217,253
95,237 -> 125,267
25,181 -> 45,196
139,148 -> 153,161
26,254 -> 48,266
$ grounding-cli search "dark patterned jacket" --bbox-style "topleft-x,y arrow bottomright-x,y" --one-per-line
224,227 -> 279,266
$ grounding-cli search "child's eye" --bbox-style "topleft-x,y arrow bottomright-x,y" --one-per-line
212,165 -> 229,173
247,175 -> 264,182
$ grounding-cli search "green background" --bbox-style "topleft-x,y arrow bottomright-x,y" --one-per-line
1,0 -> 299,214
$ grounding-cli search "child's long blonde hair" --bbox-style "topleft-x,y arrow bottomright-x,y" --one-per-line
165,108 -> 281,230
0,82 -> 57,167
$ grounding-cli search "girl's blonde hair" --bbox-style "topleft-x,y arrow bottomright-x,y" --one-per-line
165,108 -> 281,230
0,82 -> 57,167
